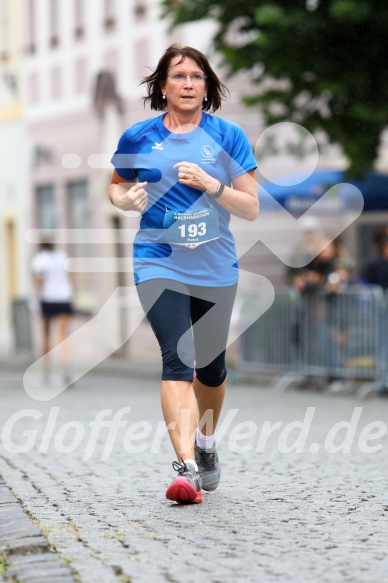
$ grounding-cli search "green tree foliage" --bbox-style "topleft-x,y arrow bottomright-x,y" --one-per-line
162,0 -> 388,176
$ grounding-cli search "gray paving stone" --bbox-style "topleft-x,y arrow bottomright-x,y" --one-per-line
0,476 -> 77,582
7,566 -> 75,580
1,370 -> 388,582
0,486 -> 16,504
0,524 -> 43,540
0,537 -> 49,553
6,552 -> 59,566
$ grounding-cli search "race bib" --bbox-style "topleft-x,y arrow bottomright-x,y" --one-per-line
163,208 -> 220,249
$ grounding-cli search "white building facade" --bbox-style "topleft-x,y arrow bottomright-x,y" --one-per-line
0,0 -> 31,356
3,1 -> 384,369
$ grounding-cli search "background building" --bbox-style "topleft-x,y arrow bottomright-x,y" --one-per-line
3,1 -> 386,368
20,0 -> 263,366
0,0 -> 31,356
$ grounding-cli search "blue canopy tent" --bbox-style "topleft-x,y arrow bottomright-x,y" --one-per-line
259,169 -> 388,213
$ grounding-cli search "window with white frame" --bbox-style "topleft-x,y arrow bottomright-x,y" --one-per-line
0,0 -> 10,58
49,0 -> 59,47
25,0 -> 36,53
36,185 -> 57,230
103,0 -> 115,30
74,57 -> 87,94
67,180 -> 89,259
74,0 -> 84,39
135,38 -> 149,80
67,181 -> 89,230
28,71 -> 39,103
134,0 -> 147,21
50,65 -> 62,100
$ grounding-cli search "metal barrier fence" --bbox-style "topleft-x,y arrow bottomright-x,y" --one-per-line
240,286 -> 299,374
239,285 -> 387,395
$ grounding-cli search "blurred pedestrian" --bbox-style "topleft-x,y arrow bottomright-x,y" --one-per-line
325,257 -> 356,391
292,236 -> 349,378
109,44 -> 258,504
291,235 -> 348,294
361,229 -> 388,367
32,240 -> 75,384
362,229 -> 388,290
286,215 -> 323,288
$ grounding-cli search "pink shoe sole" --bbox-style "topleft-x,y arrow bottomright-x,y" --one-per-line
166,477 -> 202,504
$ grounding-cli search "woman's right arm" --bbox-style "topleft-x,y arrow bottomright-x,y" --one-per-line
109,169 -> 148,212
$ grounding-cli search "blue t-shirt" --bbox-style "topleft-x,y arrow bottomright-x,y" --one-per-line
111,112 -> 257,286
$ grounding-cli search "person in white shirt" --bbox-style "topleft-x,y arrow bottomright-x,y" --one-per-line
32,240 -> 75,382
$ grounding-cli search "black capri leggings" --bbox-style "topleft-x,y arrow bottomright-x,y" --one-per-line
137,279 -> 237,387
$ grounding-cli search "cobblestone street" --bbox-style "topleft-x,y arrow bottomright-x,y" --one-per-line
1,366 -> 388,583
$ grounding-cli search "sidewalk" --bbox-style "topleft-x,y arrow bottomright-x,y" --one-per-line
1,368 -> 388,582
0,351 -> 162,380
0,478 -> 76,582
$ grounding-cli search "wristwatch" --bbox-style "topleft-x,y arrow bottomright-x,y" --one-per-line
207,181 -> 225,199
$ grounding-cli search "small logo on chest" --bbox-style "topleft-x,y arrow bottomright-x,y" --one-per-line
201,144 -> 215,164
152,141 -> 164,150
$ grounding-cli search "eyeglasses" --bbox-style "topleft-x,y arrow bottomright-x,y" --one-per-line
167,73 -> 207,84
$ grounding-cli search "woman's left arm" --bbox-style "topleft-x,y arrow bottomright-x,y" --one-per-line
214,169 -> 258,221
174,162 -> 259,221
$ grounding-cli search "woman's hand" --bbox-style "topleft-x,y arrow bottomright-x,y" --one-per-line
173,162 -> 258,221
109,173 -> 148,212
173,161 -> 219,194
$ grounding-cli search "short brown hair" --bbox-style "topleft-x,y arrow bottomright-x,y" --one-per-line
140,44 -> 229,113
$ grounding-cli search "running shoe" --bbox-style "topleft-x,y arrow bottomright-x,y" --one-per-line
165,460 -> 203,504
194,442 -> 221,492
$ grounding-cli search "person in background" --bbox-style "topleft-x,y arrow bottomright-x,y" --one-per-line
286,215 -> 323,289
324,257 -> 357,392
32,240 -> 75,384
109,44 -> 258,505
292,237 -> 342,294
361,229 -> 388,368
291,236 -> 349,381
362,229 -> 388,290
